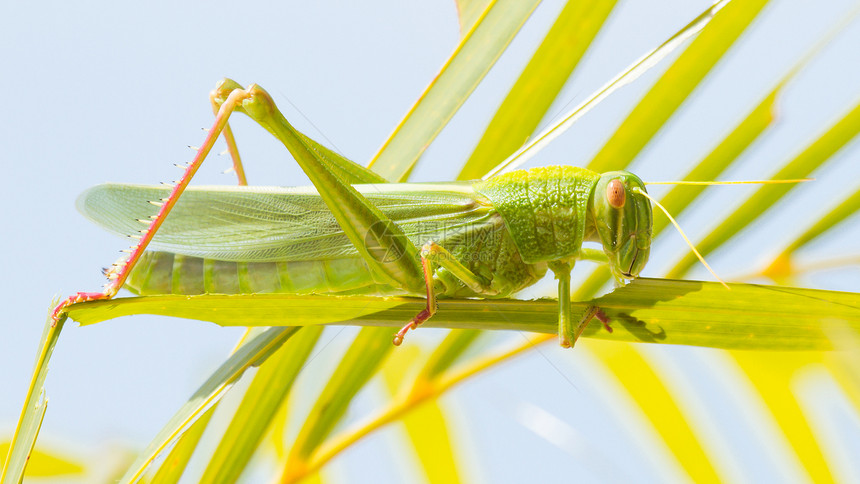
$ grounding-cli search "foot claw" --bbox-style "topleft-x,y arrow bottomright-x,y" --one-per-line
595,309 -> 613,333
51,290 -> 115,325
393,322 -> 415,346
393,313 -> 431,347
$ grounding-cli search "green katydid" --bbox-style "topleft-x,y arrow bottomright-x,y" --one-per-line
53,79 -> 803,348
45,1 -> 754,347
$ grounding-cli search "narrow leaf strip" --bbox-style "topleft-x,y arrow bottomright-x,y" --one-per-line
454,0 -> 492,35
668,98 -> 860,278
457,0 -> 618,180
148,406 -> 215,484
71,293 -> 404,328
416,329 -> 483,382
731,351 -> 835,482
144,327 -> 261,482
1,310 -> 64,484
585,341 -> 723,482
587,0 -> 769,172
199,326 -> 323,484
119,326 -> 301,484
289,334 -> 554,483
0,442 -> 84,479
368,0 -> 542,181
485,0 -> 732,178
68,279 -> 860,351
282,327 -> 394,481
780,182 -> 860,256
383,345 -> 463,484
824,327 -> 860,426
650,92 -> 778,236
761,185 -> 860,282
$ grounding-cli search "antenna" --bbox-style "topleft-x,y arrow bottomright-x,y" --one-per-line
645,179 -> 812,186
634,188 -> 729,289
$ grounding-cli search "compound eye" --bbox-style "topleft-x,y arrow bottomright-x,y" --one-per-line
606,179 -> 626,208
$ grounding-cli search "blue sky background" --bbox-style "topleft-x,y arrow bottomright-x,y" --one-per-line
2,1 -> 859,482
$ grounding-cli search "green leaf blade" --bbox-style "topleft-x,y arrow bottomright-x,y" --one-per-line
1,311 -> 65,484
457,0 -> 618,180
68,279 -> 860,352
148,406 -> 215,484
118,327 -> 300,484
287,327 -> 394,467
199,326 -> 324,484
367,0 -> 542,181
781,185 -> 860,256
587,0 -> 770,173
668,98 -> 860,278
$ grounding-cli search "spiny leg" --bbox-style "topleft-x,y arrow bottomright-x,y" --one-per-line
51,87 -> 256,323
209,93 -> 247,186
393,255 -> 437,346
54,79 -> 433,345
209,80 -> 427,294
209,81 -> 449,346
52,79 -> 409,323
393,241 -> 499,345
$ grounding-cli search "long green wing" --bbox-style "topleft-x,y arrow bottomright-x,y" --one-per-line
77,182 -> 493,262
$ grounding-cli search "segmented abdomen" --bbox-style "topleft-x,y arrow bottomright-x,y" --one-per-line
125,251 -> 389,296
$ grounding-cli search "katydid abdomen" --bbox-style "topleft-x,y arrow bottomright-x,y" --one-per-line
124,218 -> 546,298
125,252 -> 388,296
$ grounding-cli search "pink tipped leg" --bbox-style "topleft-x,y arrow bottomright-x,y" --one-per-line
51,82 -> 254,325
392,252 -> 437,346
393,308 -> 433,346
51,291 -> 112,324
209,92 -> 247,186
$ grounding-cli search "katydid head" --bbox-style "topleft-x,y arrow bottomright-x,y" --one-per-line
591,171 -> 652,282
